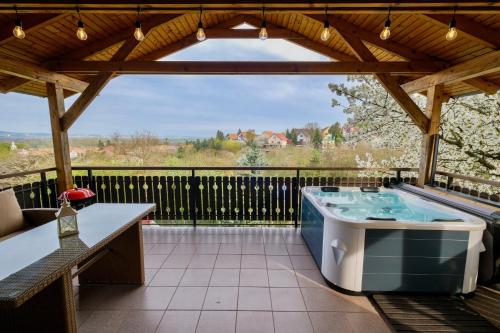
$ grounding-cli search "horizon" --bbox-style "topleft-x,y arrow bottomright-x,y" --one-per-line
0,38 -> 348,137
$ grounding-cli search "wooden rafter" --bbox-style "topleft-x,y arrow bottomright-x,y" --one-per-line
50,60 -> 447,75
0,56 -> 88,93
402,50 -> 500,94
423,14 -> 500,49
334,29 -> 429,132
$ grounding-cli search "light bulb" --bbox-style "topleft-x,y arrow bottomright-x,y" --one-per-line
12,19 -> 25,39
196,24 -> 206,41
259,27 -> 268,40
380,26 -> 390,40
134,20 -> 144,41
446,18 -> 457,41
76,21 -> 87,41
320,27 -> 330,41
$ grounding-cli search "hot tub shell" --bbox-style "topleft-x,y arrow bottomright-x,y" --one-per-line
300,187 -> 486,294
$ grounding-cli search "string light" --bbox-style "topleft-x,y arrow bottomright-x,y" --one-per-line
76,7 -> 87,41
379,8 -> 391,40
446,7 -> 458,41
12,7 -> 25,39
259,7 -> 268,40
320,7 -> 331,41
134,6 -> 145,41
196,7 -> 206,41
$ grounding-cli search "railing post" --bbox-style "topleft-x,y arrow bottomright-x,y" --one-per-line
40,171 -> 49,208
294,169 -> 300,228
446,176 -> 454,190
191,169 -> 197,227
396,170 -> 402,183
87,169 -> 93,191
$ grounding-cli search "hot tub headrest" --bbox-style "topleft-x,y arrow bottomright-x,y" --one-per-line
321,186 -> 339,192
360,187 -> 380,193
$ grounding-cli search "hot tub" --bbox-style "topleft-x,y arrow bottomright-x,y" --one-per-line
300,186 -> 486,294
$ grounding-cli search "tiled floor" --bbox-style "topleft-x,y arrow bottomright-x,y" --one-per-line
75,226 -> 391,333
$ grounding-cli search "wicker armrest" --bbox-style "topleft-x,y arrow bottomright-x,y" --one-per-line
22,208 -> 58,227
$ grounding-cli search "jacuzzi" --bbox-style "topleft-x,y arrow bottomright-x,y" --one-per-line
300,186 -> 486,294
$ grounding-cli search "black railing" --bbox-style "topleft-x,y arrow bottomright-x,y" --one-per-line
2,166 -> 498,225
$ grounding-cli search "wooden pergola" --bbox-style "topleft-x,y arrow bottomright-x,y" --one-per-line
0,1 -> 499,194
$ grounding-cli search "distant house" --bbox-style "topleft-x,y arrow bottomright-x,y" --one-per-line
343,124 -> 359,137
266,133 -> 290,148
226,129 -> 255,143
295,130 -> 310,145
10,141 -> 17,151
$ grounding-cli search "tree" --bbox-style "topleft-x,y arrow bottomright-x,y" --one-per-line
237,143 -> 269,167
329,76 -> 499,184
245,131 -> 256,146
311,128 -> 323,149
97,140 -> 105,150
216,130 -> 225,141
329,122 -> 344,145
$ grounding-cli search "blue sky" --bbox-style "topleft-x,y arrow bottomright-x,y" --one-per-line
0,37 -> 348,138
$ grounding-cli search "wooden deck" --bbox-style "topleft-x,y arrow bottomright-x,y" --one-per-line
465,285 -> 500,330
372,293 -> 500,333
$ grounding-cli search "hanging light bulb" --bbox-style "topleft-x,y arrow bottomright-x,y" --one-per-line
196,7 -> 206,41
259,7 -> 268,40
134,7 -> 145,41
12,7 -> 25,39
75,8 -> 87,41
320,7 -> 330,41
379,8 -> 391,40
446,8 -> 458,41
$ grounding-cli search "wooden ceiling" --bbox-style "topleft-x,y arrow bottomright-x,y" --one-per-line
0,1 -> 499,98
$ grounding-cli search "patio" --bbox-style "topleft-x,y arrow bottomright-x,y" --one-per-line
75,225 -> 391,333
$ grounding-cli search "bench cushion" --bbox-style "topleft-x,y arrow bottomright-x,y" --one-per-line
0,189 -> 27,238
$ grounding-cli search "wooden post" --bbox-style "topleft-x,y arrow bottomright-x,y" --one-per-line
46,82 -> 73,193
417,84 -> 444,187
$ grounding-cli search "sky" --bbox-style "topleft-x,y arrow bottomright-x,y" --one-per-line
0,35 -> 348,138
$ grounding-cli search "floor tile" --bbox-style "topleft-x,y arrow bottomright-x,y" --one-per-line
242,243 -> 265,254
145,243 -> 176,255
78,310 -> 124,333
172,243 -> 198,254
345,313 -> 392,333
238,287 -> 271,311
97,286 -> 175,310
286,244 -> 310,255
239,269 -> 269,287
241,255 -> 267,268
195,243 -> 221,254
144,254 -> 168,269
144,268 -> 158,286
290,255 -> 317,269
116,310 -> 164,333
168,287 -> 207,310
301,287 -> 371,312
196,311 -> 237,333
273,311 -> 313,333
236,311 -> 274,333
295,269 -> 327,288
215,254 -> 242,268
203,287 -> 239,310
264,243 -> 288,255
156,310 -> 200,333
149,268 -> 185,286
309,312 -> 354,333
210,269 -> 240,286
219,243 -> 242,254
270,288 -> 306,311
268,269 -> 299,287
162,254 -> 193,268
266,255 -> 293,270
189,254 -> 217,268
180,269 -> 213,286
76,310 -> 92,328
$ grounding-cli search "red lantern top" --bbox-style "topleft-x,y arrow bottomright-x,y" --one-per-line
58,188 -> 96,202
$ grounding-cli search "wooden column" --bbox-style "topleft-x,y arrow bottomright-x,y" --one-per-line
46,82 -> 73,193
417,84 -> 444,187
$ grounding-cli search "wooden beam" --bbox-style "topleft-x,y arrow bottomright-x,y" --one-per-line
418,84 -> 444,187
0,56 -> 88,92
0,76 -> 31,93
46,82 -> 73,193
184,28 -> 308,39
402,50 -> 500,94
0,14 -> 66,46
335,30 -> 430,132
423,14 -> 500,49
240,15 -> 357,62
50,60 -> 446,75
462,78 -> 500,95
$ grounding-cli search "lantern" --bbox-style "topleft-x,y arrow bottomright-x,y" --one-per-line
56,195 -> 79,238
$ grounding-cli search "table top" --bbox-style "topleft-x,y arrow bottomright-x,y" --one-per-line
0,203 -> 155,307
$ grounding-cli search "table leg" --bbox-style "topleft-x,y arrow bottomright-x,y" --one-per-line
0,271 -> 77,333
78,221 -> 145,284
